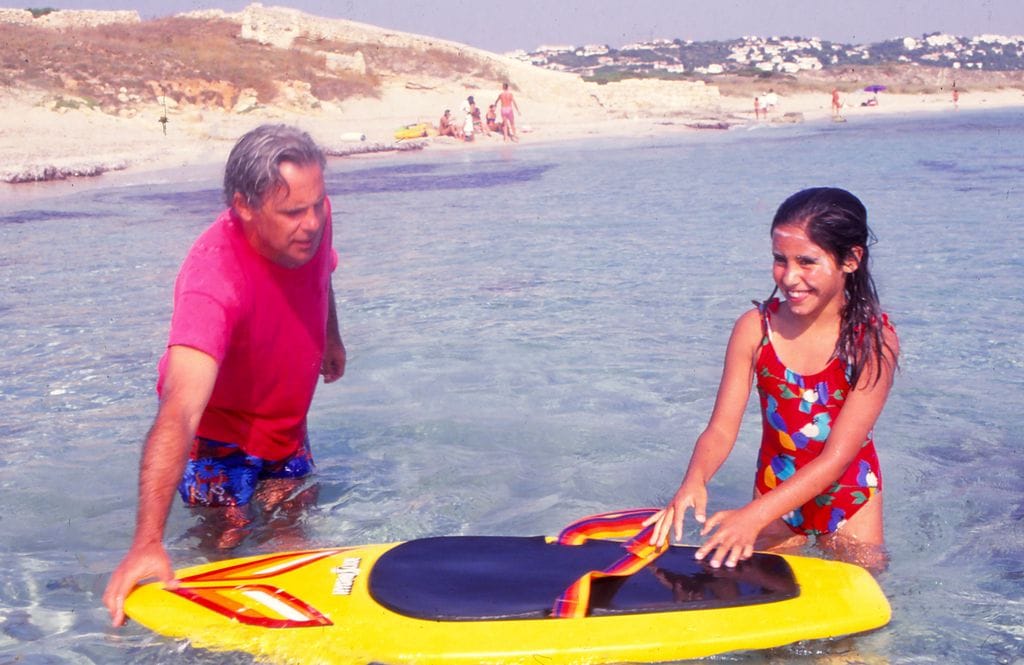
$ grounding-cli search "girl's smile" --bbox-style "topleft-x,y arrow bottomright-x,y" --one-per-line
771,224 -> 855,319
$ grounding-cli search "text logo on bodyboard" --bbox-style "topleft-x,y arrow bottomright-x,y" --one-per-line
332,558 -> 361,595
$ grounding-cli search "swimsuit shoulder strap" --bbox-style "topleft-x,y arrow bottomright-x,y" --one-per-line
753,297 -> 779,341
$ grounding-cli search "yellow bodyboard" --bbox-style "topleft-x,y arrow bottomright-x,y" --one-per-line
125,536 -> 890,664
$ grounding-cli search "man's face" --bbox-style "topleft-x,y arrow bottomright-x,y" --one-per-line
234,161 -> 327,269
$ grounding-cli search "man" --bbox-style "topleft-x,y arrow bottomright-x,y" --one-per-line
438,109 -> 460,138
102,124 -> 346,626
494,82 -> 520,142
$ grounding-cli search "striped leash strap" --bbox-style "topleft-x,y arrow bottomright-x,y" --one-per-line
551,508 -> 669,619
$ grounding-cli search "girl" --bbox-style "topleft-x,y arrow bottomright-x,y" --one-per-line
647,187 -> 899,570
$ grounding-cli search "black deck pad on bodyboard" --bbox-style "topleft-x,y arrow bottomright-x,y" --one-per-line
368,536 -> 799,621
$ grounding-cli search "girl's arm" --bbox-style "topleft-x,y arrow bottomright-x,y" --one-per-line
647,308 -> 762,545
696,325 -> 899,567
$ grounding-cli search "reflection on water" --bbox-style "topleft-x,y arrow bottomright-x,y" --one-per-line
0,109 -> 1022,663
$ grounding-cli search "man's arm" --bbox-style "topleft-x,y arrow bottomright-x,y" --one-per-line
102,345 -> 218,626
321,283 -> 346,383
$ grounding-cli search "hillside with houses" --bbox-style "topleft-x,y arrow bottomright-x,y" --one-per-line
514,33 -> 1024,80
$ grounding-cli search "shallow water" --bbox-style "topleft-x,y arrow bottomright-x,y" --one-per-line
1,109 -> 1022,664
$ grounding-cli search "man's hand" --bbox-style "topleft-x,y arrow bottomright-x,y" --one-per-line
102,541 -> 177,627
321,336 -> 346,383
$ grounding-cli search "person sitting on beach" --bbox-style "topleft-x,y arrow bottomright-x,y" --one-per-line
646,187 -> 899,572
438,109 -> 461,138
494,82 -> 520,142
102,124 -> 347,627
469,97 -> 488,136
486,104 -> 502,133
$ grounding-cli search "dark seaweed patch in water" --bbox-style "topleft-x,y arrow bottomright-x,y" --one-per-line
0,209 -> 102,225
103,187 -> 223,217
918,159 -> 959,173
916,159 -> 989,178
341,163 -> 442,177
327,163 -> 553,195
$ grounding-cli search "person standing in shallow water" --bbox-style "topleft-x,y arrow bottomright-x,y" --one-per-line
102,124 -> 346,626
646,187 -> 899,572
494,82 -> 520,142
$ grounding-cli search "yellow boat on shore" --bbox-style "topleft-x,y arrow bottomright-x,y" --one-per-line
394,122 -> 431,140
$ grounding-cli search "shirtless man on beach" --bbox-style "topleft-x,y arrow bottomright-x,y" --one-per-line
494,82 -> 520,142
102,124 -> 346,627
438,109 -> 461,138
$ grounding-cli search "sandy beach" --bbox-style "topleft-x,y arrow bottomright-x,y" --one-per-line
4,83 -> 1021,189
2,4 -> 1023,192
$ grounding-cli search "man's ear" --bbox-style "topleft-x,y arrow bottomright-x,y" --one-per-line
232,192 -> 254,223
843,246 -> 864,273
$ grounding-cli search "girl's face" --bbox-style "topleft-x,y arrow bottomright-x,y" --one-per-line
771,223 -> 859,319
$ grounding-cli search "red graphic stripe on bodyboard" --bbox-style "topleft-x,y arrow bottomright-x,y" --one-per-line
180,548 -> 349,582
170,584 -> 333,629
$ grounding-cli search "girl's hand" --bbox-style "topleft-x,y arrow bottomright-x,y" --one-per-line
695,505 -> 765,568
644,481 -> 708,546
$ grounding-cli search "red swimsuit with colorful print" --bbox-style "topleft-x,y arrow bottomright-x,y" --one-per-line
754,298 -> 885,537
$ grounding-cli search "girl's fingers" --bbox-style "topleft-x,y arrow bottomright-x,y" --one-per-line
651,507 -> 678,546
647,508 -> 666,545
697,539 -> 756,569
694,520 -> 720,560
695,538 -> 721,563
705,541 -> 737,569
699,510 -> 724,537
693,495 -> 707,524
641,509 -> 664,528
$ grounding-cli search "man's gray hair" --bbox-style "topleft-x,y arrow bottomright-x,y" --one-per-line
223,124 -> 326,209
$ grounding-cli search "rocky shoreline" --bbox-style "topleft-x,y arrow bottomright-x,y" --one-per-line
0,160 -> 128,184
0,137 -> 429,184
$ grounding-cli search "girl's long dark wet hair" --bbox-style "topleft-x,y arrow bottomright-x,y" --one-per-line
769,187 -> 897,387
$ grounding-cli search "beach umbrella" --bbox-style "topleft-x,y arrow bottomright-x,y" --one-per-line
863,85 -> 887,93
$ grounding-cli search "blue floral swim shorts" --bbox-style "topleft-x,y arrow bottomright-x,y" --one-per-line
177,436 -> 315,507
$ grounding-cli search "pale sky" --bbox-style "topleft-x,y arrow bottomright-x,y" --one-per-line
35,0 -> 1024,52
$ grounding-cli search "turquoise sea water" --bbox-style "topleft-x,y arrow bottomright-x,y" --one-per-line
1,109 -> 1022,663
